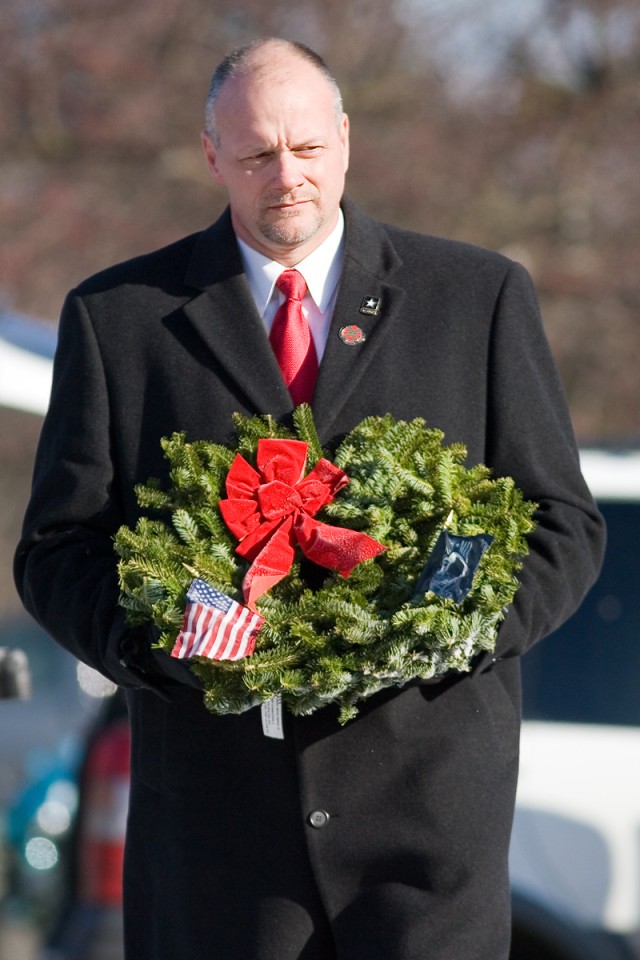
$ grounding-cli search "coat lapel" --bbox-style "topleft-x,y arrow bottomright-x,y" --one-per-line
181,210 -> 293,418
312,200 -> 406,441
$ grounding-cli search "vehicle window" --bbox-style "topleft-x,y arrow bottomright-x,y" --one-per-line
521,502 -> 640,726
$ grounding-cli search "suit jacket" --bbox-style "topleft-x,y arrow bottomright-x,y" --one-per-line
15,199 -> 605,960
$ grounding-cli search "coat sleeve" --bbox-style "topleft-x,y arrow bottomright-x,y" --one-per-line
483,261 -> 606,663
13,291 -> 197,694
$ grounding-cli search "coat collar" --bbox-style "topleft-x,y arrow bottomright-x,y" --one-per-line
181,198 -> 406,443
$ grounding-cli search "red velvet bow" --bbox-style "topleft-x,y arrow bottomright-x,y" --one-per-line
218,438 -> 386,611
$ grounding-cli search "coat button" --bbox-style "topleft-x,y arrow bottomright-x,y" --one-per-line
308,809 -> 330,829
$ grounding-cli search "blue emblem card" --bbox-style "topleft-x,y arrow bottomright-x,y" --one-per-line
415,530 -> 494,604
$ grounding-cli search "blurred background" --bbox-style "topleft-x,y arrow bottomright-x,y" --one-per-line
1,0 -> 639,957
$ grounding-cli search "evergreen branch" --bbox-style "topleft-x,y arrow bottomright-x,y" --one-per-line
292,403 -> 325,464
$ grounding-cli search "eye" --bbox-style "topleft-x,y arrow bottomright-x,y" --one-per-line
240,152 -> 272,169
294,145 -> 324,158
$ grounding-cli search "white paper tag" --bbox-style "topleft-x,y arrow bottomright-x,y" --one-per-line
261,694 -> 284,739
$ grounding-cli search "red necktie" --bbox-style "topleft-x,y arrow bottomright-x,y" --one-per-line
269,269 -> 318,405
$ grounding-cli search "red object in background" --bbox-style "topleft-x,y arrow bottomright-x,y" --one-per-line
77,717 -> 130,907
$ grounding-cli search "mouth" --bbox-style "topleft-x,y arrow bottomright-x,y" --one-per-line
267,197 -> 314,212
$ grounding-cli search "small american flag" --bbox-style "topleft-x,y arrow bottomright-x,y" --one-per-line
171,578 -> 264,661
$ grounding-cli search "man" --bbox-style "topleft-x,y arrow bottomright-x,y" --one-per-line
15,39 -> 605,960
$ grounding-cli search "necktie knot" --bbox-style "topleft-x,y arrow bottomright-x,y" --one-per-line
276,269 -> 307,303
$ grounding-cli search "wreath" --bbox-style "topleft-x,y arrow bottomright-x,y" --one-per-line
115,405 -> 536,723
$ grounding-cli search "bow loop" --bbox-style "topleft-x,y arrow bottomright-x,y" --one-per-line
224,453 -> 262,499
256,438 -> 307,485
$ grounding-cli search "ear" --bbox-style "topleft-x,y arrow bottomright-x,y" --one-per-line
339,113 -> 350,174
201,131 -> 226,186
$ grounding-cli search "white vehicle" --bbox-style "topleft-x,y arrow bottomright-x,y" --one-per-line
510,449 -> 640,960
0,309 -> 55,416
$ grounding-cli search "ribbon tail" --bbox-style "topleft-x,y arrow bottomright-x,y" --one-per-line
242,518 -> 296,612
294,515 -> 386,577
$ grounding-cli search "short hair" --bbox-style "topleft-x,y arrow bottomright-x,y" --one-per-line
204,38 -> 344,145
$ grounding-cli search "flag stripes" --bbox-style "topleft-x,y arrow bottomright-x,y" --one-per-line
171,579 -> 264,661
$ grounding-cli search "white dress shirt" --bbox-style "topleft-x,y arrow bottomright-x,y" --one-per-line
236,211 -> 345,362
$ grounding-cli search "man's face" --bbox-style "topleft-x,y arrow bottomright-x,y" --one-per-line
202,50 -> 350,266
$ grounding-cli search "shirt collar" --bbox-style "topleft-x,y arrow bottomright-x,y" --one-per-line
237,210 -> 345,316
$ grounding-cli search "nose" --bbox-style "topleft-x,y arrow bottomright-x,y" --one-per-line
272,149 -> 304,191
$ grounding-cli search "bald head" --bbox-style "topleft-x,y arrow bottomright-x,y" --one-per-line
204,39 -> 344,146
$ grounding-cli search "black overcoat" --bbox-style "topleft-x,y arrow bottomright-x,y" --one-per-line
15,199 -> 605,959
